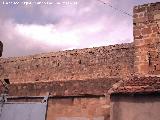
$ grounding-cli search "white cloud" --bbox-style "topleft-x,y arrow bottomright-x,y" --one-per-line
15,24 -> 80,49
14,15 -> 108,51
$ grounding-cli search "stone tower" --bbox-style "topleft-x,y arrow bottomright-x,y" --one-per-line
133,2 -> 160,76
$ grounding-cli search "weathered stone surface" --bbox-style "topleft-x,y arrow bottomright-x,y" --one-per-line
46,97 -> 110,120
5,78 -> 120,96
0,43 -> 134,83
110,76 -> 160,94
134,2 -> 160,76
111,95 -> 160,120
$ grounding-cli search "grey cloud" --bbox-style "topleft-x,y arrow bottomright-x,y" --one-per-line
0,19 -> 63,57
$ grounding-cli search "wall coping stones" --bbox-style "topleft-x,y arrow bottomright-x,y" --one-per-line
0,43 -> 133,64
1,78 -> 120,97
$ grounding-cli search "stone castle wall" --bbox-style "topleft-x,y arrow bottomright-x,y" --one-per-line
0,43 -> 134,83
0,2 -> 160,120
0,3 -> 159,83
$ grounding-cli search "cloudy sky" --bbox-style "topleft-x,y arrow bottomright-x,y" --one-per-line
0,0 -> 159,57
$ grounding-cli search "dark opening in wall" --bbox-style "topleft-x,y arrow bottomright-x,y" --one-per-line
4,78 -> 10,84
78,60 -> 82,64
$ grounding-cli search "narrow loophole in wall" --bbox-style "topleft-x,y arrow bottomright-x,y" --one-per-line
78,60 -> 82,64
4,78 -> 10,84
